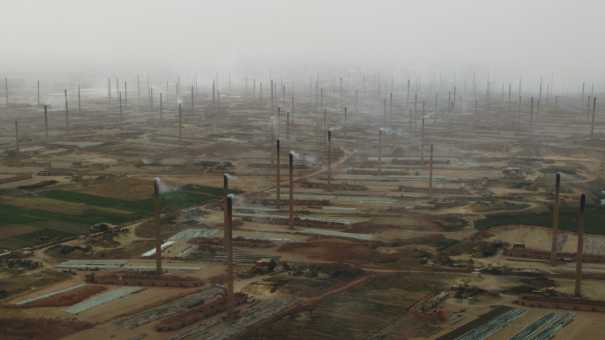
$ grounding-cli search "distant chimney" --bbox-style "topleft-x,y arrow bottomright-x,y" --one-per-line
224,194 -> 234,316
327,130 -> 332,191
178,103 -> 183,141
64,89 -> 69,132
14,120 -> 19,156
575,194 -> 586,297
153,178 -> 162,275
43,105 -> 49,141
550,173 -> 561,266
590,97 -> 597,139
289,152 -> 295,228
77,84 -> 81,113
429,144 -> 434,194
276,139 -> 281,206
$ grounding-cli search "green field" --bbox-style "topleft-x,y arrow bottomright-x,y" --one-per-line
475,206 -> 605,235
0,185 -> 225,249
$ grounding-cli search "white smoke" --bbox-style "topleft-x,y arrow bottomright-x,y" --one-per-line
154,177 -> 175,194
380,127 -> 403,136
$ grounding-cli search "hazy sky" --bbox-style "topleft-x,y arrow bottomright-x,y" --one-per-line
2,0 -> 604,84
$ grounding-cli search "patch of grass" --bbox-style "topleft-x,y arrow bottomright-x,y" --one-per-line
0,203 -> 135,227
476,206 -> 605,235
0,228 -> 73,249
41,190 -> 153,214
0,185 -> 224,249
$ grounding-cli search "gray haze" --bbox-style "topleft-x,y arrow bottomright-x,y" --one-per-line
2,0 -> 604,84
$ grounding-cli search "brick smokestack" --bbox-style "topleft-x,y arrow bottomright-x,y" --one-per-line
550,173 -> 561,266
159,93 -> 163,121
590,97 -> 597,139
119,91 -> 123,125
224,194 -> 234,316
289,151 -> 295,228
43,105 -> 49,141
4,77 -> 8,105
276,139 -> 281,205
64,89 -> 69,132
77,84 -> 81,113
383,97 -> 387,126
429,144 -> 434,195
191,86 -> 195,113
530,96 -> 534,133
153,178 -> 162,275
327,130 -> 332,191
421,118 -> 425,163
286,112 -> 290,141
223,173 -> 229,193
378,129 -> 383,176
575,193 -> 586,297
14,120 -> 19,157
178,103 -> 183,141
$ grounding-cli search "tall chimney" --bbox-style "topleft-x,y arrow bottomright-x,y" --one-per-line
421,118 -> 425,163
43,105 -> 48,140
323,109 -> 327,136
137,75 -> 141,108
575,193 -> 586,297
530,96 -> 534,133
320,88 -> 324,110
124,81 -> 128,105
223,173 -> 229,193
178,103 -> 183,141
119,91 -> 123,125
159,93 -> 163,120
429,144 -> 434,195
378,129 -> 383,175
191,86 -> 195,113
14,120 -> 19,157
153,178 -> 163,275
289,152 -> 295,228
327,130 -> 332,191
276,139 -> 281,205
550,173 -> 561,266
36,80 -> 40,106
383,98 -> 387,126
414,93 -> 418,123
270,79 -> 275,110
518,96 -> 522,131
64,89 -> 69,132
277,107 -> 281,139
224,194 -> 234,317
286,112 -> 290,141
355,89 -> 359,114
590,97 -> 597,139
212,80 -> 216,107
4,77 -> 7,105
